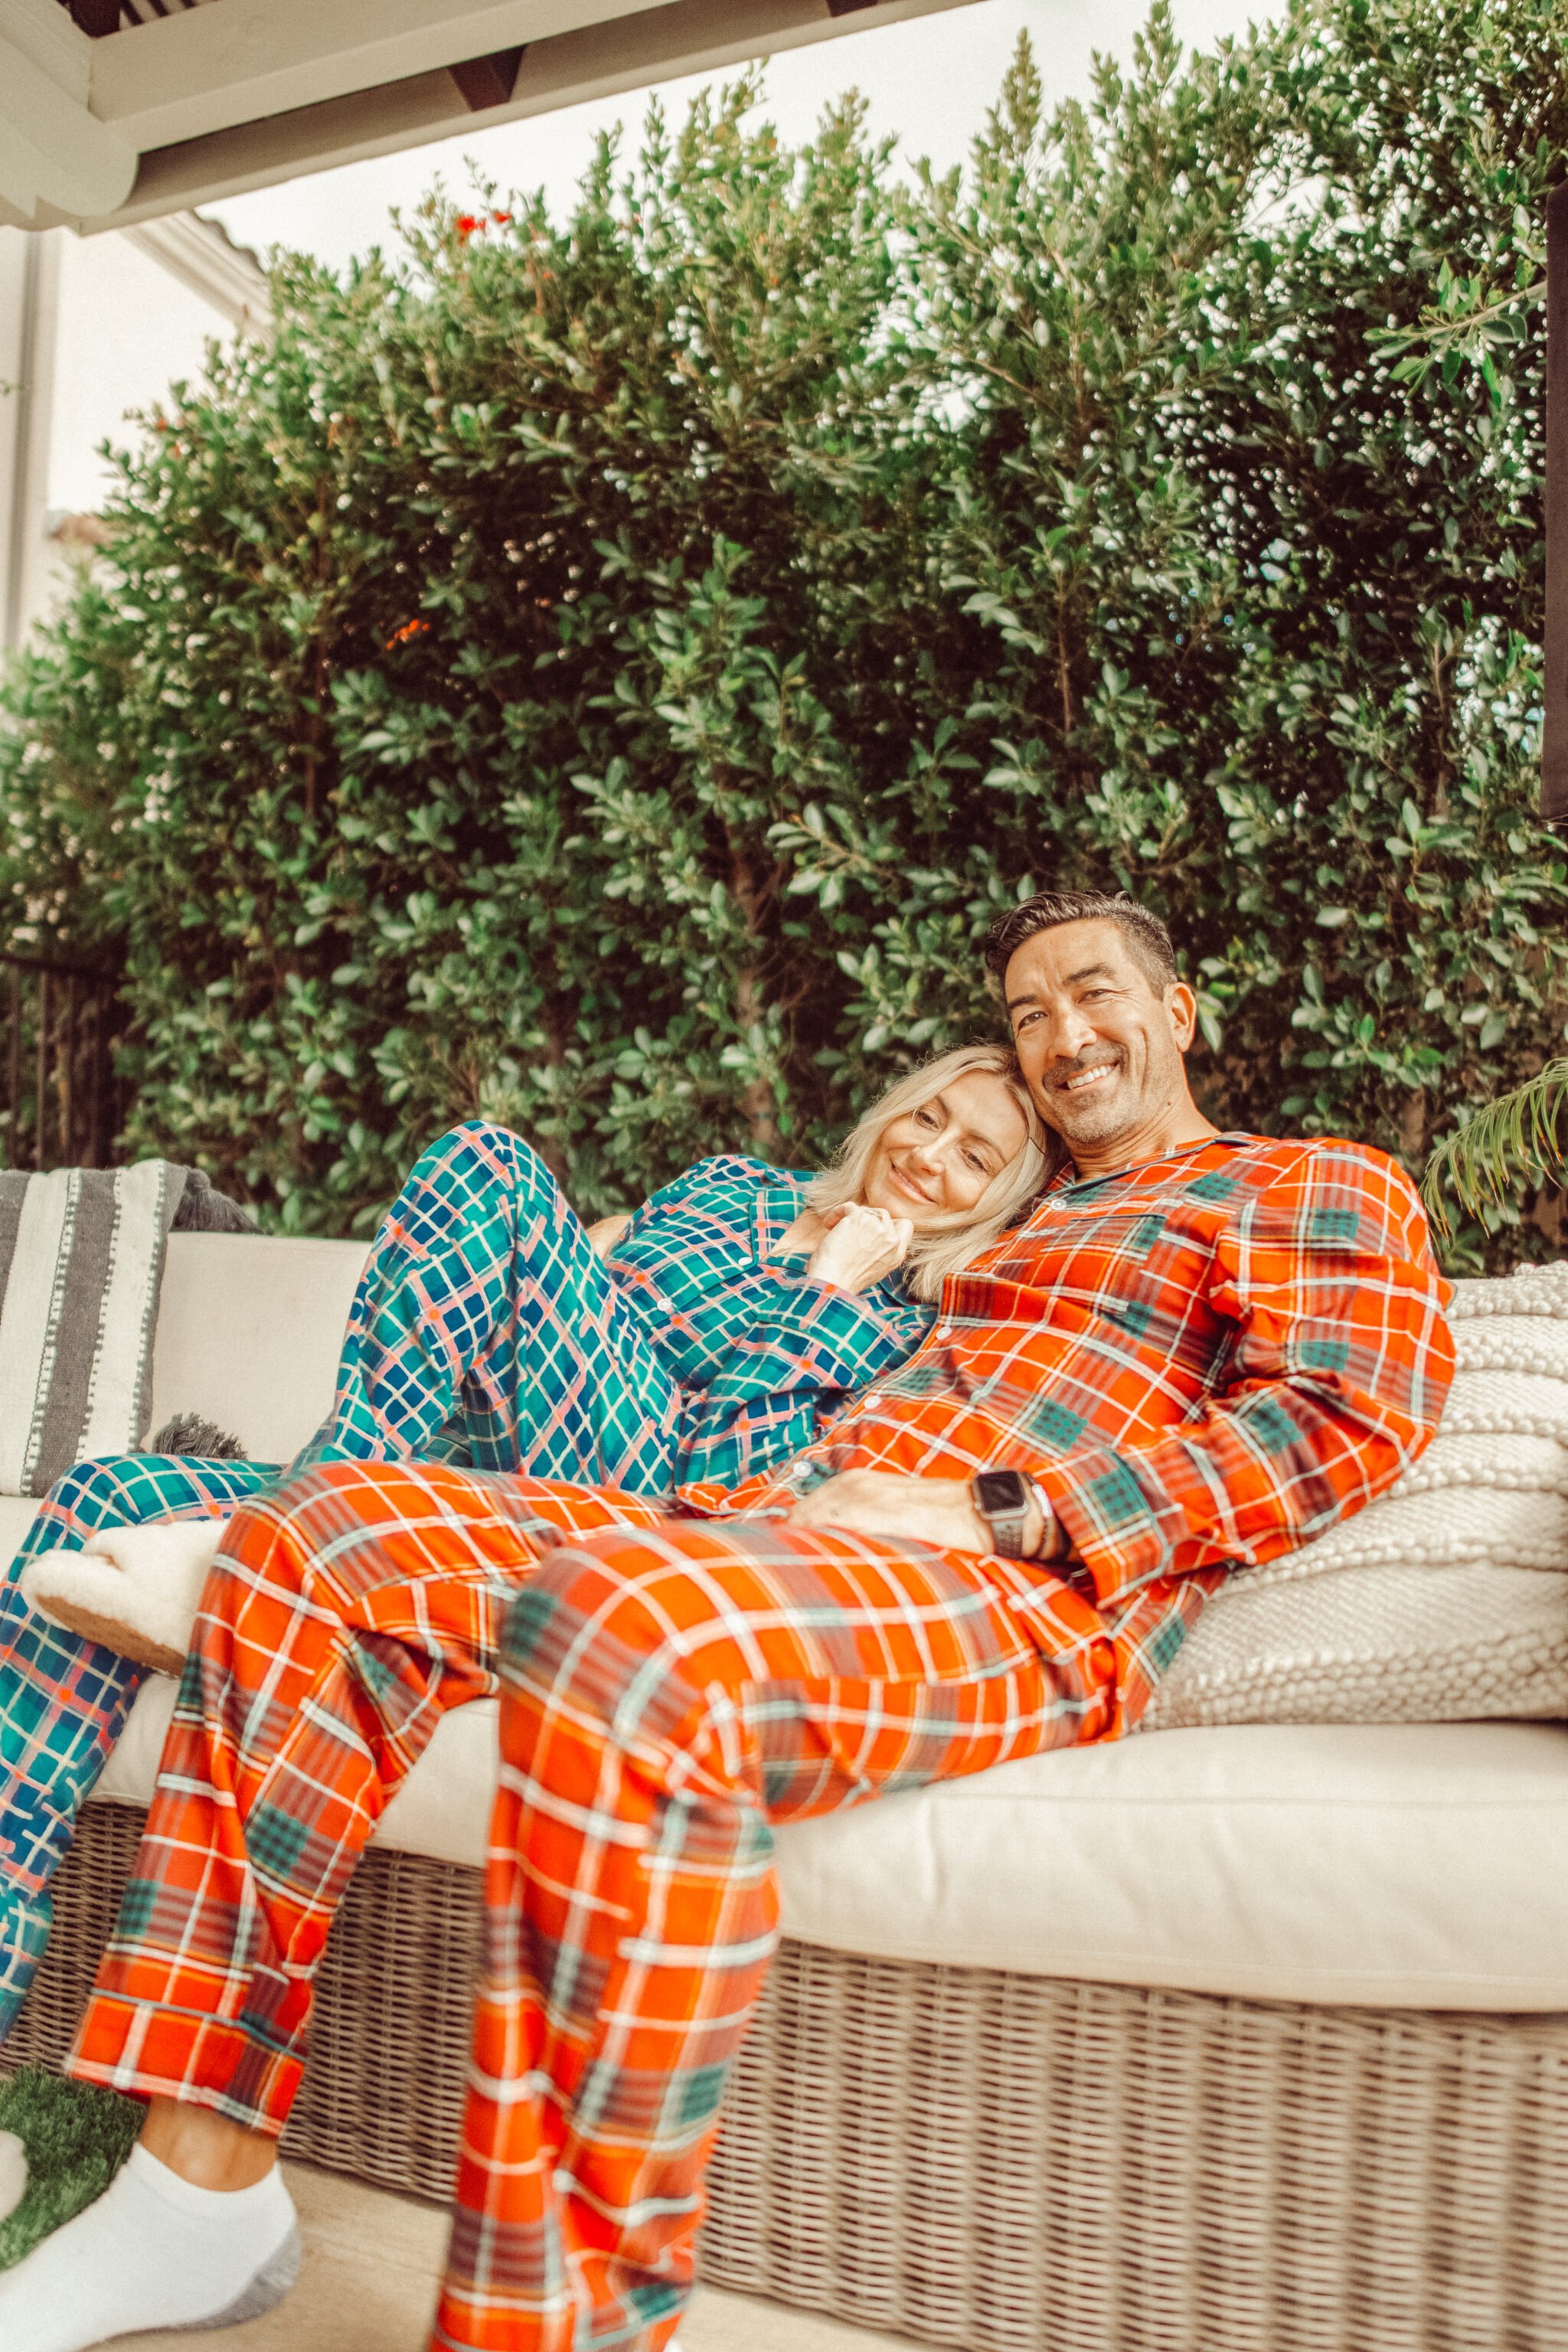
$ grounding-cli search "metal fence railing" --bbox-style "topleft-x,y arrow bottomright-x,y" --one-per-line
2,951 -> 128,1171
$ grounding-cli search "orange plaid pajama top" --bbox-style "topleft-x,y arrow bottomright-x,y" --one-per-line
694,1129 -> 1454,1700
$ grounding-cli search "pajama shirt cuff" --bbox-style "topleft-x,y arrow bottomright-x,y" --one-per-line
1031,1449 -> 1173,1606
737,1270 -> 929,1391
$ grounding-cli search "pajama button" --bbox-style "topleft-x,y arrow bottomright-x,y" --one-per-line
934,1325 -> 952,1342
863,1393 -> 883,1409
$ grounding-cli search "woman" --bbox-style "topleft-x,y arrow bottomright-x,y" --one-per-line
0,1045 -> 1044,2037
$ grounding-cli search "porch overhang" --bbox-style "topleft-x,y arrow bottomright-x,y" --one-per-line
1,0 -> 975,234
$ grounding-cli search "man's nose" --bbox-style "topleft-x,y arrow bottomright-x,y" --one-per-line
1037,1004 -> 1097,1060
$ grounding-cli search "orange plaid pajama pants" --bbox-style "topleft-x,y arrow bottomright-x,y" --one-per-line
69,1459 -> 1122,2351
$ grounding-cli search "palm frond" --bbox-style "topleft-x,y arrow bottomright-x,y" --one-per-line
1421,1060 -> 1568,1238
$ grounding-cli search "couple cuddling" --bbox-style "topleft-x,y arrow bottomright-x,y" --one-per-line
0,885 -> 1455,2352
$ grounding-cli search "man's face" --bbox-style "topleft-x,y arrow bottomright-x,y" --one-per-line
1003,919 -> 1197,1154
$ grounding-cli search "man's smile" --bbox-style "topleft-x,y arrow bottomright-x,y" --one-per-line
1054,1060 -> 1121,1096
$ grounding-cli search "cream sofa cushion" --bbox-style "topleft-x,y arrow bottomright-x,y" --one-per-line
1145,1266 -> 1568,1730
95,1680 -> 1568,2012
0,1493 -> 38,1559
147,1231 -> 369,1465
0,1232 -> 367,1567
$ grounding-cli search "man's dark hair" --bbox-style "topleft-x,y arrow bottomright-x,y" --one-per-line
984,888 -> 1179,995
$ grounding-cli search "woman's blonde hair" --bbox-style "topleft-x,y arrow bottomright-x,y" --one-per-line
805,1044 -> 1051,1303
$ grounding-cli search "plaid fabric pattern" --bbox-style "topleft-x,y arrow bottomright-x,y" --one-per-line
70,1462 -> 668,2128
439,1513 -> 1108,2352
293,1125 -> 929,1494
0,1122 -> 927,2044
290,1121 -> 679,1494
65,1132 -> 1450,2350
609,1153 -> 931,1485
0,1452 -> 273,2037
707,1134 -> 1453,1618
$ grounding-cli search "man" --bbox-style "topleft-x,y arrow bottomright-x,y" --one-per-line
0,888 -> 1452,2352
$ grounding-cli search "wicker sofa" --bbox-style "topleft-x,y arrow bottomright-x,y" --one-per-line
5,1230 -> 1568,2352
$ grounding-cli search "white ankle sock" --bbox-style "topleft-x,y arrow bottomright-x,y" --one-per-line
0,2141 -> 299,2351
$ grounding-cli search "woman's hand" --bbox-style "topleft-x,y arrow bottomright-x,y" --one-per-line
805,1203 -> 912,1295
585,1212 -> 633,1260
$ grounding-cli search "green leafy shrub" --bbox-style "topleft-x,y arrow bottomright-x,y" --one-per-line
2,0 -> 1566,1263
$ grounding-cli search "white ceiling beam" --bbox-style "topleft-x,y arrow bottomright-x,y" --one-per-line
0,0 -> 135,228
89,0 -> 673,153
2,0 -> 91,104
90,0 -> 971,230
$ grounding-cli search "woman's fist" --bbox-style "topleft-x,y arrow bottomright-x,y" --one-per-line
806,1203 -> 912,1295
585,1212 -> 633,1260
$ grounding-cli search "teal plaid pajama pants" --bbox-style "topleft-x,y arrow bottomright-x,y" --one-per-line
0,1122 -> 682,2040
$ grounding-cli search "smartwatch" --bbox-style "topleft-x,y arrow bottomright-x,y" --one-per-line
970,1468 -> 1035,1559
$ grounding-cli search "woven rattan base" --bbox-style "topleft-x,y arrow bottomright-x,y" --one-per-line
12,1802 -> 1568,2351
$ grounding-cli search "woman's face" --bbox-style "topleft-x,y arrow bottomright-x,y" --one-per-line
861,1070 -> 1030,1225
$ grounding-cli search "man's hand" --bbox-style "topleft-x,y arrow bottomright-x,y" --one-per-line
788,1468 -> 1057,1558
788,1469 -> 993,1553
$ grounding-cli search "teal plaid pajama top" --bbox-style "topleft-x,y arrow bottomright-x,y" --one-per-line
290,1129 -> 934,1498
609,1154 -> 933,1485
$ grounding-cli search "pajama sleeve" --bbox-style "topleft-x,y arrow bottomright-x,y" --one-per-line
674,1275 -> 933,1488
1028,1143 -> 1454,1609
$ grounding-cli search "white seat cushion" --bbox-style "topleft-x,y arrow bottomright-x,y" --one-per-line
93,1681 -> 1568,2013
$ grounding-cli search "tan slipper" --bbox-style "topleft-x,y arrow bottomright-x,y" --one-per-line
21,1520 -> 229,1675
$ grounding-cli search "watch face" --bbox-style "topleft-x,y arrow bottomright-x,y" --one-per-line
974,1469 -> 1029,1517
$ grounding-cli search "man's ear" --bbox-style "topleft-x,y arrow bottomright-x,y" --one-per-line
1165,981 -> 1199,1052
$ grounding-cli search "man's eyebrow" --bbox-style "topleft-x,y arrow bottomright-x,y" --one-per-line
1006,960 -> 1118,1010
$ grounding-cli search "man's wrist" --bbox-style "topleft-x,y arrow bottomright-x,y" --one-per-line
1027,1480 -> 1066,1563
970,1469 -> 1067,1563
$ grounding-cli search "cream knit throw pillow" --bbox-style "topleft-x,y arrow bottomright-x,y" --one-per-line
1142,1259 -> 1568,1730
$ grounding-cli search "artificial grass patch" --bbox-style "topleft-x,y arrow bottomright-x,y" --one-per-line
0,2067 -> 142,2270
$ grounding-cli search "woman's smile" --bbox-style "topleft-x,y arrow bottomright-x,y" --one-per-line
884,1159 -> 939,1208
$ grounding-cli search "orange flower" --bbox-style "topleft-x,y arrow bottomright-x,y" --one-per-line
384,617 -> 430,648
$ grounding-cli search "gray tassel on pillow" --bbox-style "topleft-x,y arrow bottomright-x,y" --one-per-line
171,1171 -> 257,1234
149,1414 -> 247,1460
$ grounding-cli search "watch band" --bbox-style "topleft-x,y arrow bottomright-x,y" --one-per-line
970,1469 -> 1032,1558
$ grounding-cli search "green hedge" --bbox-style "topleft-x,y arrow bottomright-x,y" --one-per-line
2,0 -> 1566,1261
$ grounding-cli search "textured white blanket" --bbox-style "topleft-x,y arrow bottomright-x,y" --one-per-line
1144,1259 -> 1568,1730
